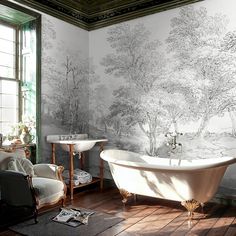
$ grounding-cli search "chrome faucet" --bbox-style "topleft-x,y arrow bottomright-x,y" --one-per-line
165,132 -> 183,150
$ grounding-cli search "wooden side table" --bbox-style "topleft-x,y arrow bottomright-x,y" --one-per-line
0,143 -> 36,163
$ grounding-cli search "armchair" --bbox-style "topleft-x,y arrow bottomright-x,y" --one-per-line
0,151 -> 67,224
32,163 -> 66,207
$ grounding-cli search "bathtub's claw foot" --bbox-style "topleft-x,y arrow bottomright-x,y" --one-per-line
119,189 -> 132,204
200,203 -> 205,214
200,202 -> 207,218
181,199 -> 200,220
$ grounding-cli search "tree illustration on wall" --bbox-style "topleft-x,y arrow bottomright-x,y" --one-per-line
101,23 -> 168,155
41,18 -> 58,121
100,5 -> 236,156
45,42 -> 89,133
40,18 -> 90,133
56,52 -> 89,133
167,6 -> 236,136
221,31 -> 236,136
158,78 -> 197,133
89,77 -> 110,133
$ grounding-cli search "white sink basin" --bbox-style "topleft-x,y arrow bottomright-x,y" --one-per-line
59,140 -> 97,152
46,134 -> 108,153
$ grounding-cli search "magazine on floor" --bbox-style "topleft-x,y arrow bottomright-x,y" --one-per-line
52,207 -> 94,227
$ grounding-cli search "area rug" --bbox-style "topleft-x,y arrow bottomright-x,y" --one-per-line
9,208 -> 124,236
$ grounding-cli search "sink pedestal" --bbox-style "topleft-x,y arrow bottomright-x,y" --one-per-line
48,135 -> 107,200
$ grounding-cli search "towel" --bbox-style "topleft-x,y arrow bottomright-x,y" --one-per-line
63,169 -> 92,185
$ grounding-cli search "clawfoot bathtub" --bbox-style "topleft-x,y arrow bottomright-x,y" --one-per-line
100,149 -> 236,219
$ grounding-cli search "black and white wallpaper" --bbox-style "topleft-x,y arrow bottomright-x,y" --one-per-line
38,0 -> 236,191
40,15 -> 89,166
89,0 -> 236,188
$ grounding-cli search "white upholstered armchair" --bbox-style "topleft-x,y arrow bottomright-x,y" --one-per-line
0,150 -> 67,223
32,163 -> 66,207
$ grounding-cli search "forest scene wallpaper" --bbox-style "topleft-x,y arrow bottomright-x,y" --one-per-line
90,3 -> 236,156
40,15 -> 89,165
89,0 -> 236,185
40,0 -> 236,188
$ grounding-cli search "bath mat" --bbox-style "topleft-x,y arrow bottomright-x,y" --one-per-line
9,208 -> 124,236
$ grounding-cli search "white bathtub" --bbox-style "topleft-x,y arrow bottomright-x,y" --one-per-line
100,149 -> 236,217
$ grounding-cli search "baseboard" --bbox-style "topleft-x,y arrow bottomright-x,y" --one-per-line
211,186 -> 236,206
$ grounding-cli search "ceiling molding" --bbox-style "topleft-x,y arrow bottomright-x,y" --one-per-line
11,0 -> 203,30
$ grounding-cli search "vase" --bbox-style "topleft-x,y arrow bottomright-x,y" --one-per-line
20,129 -> 34,144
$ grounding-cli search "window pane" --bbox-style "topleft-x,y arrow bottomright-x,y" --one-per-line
0,108 -> 18,135
0,65 -> 14,78
0,80 -> 18,94
2,94 -> 18,108
0,122 -> 14,136
0,52 -> 15,69
0,80 -> 19,135
0,108 -> 18,122
0,38 -> 15,54
0,24 -> 16,79
0,24 -> 15,41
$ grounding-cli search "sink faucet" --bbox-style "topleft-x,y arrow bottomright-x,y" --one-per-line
165,132 -> 183,150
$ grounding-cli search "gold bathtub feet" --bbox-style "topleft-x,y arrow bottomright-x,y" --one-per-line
119,189 -> 132,204
181,199 -> 200,220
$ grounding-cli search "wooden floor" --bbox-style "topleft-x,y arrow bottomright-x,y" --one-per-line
1,185 -> 236,236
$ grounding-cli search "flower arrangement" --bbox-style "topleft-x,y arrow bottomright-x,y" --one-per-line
6,116 -> 36,143
12,117 -> 36,134
12,122 -> 33,134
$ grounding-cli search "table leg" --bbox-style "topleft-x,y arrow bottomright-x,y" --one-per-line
24,147 -> 31,159
99,143 -> 104,190
69,144 -> 74,200
51,143 -> 56,164
80,152 -> 85,170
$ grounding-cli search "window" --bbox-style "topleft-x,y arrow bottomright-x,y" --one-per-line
0,1 -> 41,161
0,20 -> 37,137
0,23 -> 19,135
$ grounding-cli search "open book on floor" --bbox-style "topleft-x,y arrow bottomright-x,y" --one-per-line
52,208 -> 94,227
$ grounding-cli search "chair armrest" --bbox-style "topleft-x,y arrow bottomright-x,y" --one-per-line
33,164 -> 64,181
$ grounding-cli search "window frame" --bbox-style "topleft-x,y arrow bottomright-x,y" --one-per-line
0,0 -> 41,162
0,20 -> 21,131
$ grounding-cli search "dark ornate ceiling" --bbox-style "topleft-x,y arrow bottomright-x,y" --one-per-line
11,0 -> 203,30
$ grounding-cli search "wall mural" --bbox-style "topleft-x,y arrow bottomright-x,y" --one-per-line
89,4 -> 236,170
42,49 -> 89,133
42,19 -> 89,134
41,16 -> 89,164
38,1 -> 236,189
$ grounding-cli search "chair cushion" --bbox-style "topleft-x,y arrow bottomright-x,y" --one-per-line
32,177 -> 65,205
33,164 -> 60,180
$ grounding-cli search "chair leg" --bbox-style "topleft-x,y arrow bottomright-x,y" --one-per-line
34,208 -> 38,224
61,198 -> 66,207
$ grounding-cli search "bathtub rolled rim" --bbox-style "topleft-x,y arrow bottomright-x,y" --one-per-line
100,149 -> 236,171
